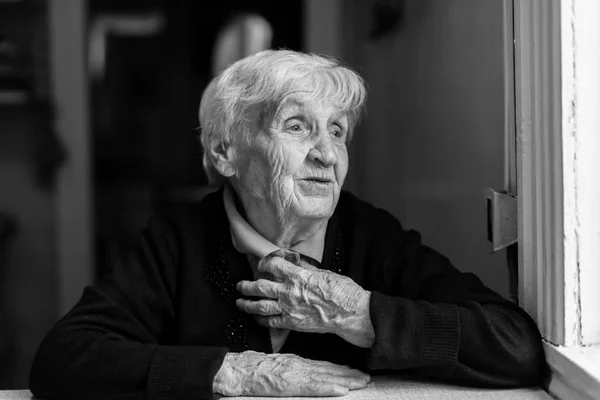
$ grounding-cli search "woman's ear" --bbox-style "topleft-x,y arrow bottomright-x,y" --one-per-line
209,137 -> 237,178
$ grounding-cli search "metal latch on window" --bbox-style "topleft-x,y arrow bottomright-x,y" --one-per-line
485,189 -> 518,252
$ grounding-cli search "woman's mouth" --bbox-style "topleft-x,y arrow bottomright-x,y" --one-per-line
303,176 -> 333,184
297,178 -> 334,196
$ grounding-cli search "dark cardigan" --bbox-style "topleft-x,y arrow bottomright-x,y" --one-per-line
29,189 -> 547,400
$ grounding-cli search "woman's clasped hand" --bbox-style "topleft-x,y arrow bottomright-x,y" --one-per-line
236,252 -> 375,349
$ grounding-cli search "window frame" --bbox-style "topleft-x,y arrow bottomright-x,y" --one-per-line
514,0 -> 600,398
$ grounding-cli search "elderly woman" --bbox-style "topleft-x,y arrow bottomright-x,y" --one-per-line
30,50 -> 546,399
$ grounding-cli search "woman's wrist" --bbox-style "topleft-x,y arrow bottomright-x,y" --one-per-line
335,288 -> 375,348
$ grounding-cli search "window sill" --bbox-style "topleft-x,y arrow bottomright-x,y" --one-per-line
544,341 -> 600,400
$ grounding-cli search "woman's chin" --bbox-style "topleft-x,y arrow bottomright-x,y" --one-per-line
293,195 -> 337,221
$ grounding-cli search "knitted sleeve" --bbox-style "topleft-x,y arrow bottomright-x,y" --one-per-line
363,210 -> 548,387
29,216 -> 228,400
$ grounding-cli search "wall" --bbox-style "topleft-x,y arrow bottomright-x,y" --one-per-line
49,0 -> 94,316
562,0 -> 600,346
0,109 -> 58,388
346,0 -> 510,297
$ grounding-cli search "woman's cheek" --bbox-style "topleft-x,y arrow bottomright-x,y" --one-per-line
274,181 -> 295,213
265,142 -> 288,171
335,146 -> 349,183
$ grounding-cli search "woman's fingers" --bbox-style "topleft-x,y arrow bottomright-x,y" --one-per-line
298,357 -> 370,390
337,365 -> 371,380
252,315 -> 285,328
327,365 -> 371,382
293,375 -> 360,397
305,369 -> 369,394
313,362 -> 371,383
257,255 -> 296,279
268,248 -> 301,265
305,382 -> 349,397
237,279 -> 280,298
320,374 -> 369,390
236,298 -> 281,316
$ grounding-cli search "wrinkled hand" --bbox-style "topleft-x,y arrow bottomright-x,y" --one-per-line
236,253 -> 375,348
213,351 -> 371,397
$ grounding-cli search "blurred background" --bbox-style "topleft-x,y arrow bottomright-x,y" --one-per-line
0,0 -> 514,389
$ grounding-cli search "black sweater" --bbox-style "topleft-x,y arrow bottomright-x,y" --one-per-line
29,189 -> 547,400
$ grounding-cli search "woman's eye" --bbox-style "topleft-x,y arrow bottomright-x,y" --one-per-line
285,121 -> 306,133
331,126 -> 345,139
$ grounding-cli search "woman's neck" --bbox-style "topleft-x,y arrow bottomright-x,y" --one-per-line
233,188 -> 325,248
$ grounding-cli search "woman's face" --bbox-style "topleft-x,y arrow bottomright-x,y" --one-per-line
233,93 -> 349,224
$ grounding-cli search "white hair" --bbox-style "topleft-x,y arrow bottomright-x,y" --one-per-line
198,49 -> 367,185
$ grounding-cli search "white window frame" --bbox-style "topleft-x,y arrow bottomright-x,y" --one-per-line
514,0 -> 600,399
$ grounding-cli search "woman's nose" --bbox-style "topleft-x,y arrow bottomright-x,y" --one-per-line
308,133 -> 338,167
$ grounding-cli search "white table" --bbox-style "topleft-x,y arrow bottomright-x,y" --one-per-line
0,376 -> 552,399
0,392 -> 31,400
235,376 -> 552,400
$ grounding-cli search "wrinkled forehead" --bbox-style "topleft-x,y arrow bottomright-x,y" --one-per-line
275,92 -> 346,118
262,75 -> 350,122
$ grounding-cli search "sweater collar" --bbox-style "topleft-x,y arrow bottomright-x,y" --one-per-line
222,184 -> 326,262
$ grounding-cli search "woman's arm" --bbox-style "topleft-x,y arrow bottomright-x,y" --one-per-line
367,285 -> 547,386
30,216 -> 369,399
364,215 -> 549,387
29,216 -> 227,400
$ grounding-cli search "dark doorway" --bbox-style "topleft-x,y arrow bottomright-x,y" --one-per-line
89,0 -> 303,280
